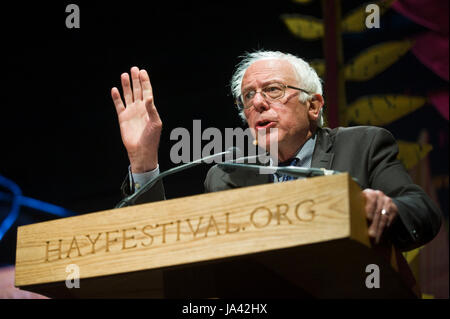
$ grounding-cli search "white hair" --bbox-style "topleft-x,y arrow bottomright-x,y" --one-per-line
230,50 -> 324,127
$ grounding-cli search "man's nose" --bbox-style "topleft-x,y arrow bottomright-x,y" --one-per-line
252,92 -> 270,112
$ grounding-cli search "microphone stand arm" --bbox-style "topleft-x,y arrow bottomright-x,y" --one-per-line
217,162 -> 339,177
116,150 -> 232,208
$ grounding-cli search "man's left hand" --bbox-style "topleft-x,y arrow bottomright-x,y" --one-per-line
362,189 -> 398,244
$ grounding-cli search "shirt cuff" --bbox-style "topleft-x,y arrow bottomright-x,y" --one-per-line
128,165 -> 160,193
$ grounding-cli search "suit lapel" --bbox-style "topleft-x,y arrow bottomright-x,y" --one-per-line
311,127 -> 335,170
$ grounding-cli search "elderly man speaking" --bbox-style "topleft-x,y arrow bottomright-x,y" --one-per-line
111,50 -> 441,252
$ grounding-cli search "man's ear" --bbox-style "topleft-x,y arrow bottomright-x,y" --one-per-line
308,94 -> 324,121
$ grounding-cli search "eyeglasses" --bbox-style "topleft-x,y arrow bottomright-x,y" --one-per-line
236,82 -> 311,110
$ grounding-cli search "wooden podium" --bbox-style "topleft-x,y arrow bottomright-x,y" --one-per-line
15,173 -> 419,298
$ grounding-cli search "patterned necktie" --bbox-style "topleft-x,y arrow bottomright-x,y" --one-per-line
279,158 -> 300,182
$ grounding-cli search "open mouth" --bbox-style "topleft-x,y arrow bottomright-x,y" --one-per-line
256,120 -> 276,130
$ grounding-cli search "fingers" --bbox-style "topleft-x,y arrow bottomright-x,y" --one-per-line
362,189 -> 377,221
367,191 -> 384,242
386,199 -> 397,228
364,189 -> 392,244
114,67 -> 160,124
121,73 -> 133,105
111,87 -> 125,115
139,69 -> 160,122
118,67 -> 148,106
375,196 -> 394,243
363,189 -> 399,245
145,96 -> 162,125
375,197 -> 391,244
139,69 -> 154,101
130,66 -> 143,102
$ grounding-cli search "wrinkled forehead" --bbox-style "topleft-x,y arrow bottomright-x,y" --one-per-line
242,59 -> 299,89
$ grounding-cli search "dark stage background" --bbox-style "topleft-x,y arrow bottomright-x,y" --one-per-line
1,1 -> 328,213
0,1 -> 448,296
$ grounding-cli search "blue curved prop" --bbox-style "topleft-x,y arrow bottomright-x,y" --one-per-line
0,175 -> 75,241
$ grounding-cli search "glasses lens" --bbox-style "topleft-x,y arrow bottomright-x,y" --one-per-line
242,90 -> 255,107
264,83 -> 284,99
239,83 -> 286,109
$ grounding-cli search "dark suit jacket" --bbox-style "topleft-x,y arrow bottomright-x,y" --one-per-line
122,126 -> 442,251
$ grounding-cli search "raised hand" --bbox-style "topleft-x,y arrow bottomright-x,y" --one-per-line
111,67 -> 162,173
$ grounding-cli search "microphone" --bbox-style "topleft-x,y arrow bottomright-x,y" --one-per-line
115,147 -> 241,208
217,162 -> 363,186
217,162 -> 341,178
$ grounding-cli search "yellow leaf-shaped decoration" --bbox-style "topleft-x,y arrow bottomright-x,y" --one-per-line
345,40 -> 413,81
342,0 -> 396,33
281,14 -> 324,40
346,95 -> 426,126
403,246 -> 422,285
309,59 -> 325,77
397,141 -> 432,170
403,246 -> 422,264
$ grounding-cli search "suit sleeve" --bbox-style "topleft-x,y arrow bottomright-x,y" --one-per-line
119,173 -> 166,205
367,128 -> 442,251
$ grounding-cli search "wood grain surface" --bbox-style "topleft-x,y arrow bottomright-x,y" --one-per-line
15,174 -> 363,288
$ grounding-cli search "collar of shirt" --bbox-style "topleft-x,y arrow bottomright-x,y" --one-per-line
271,133 -> 317,182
